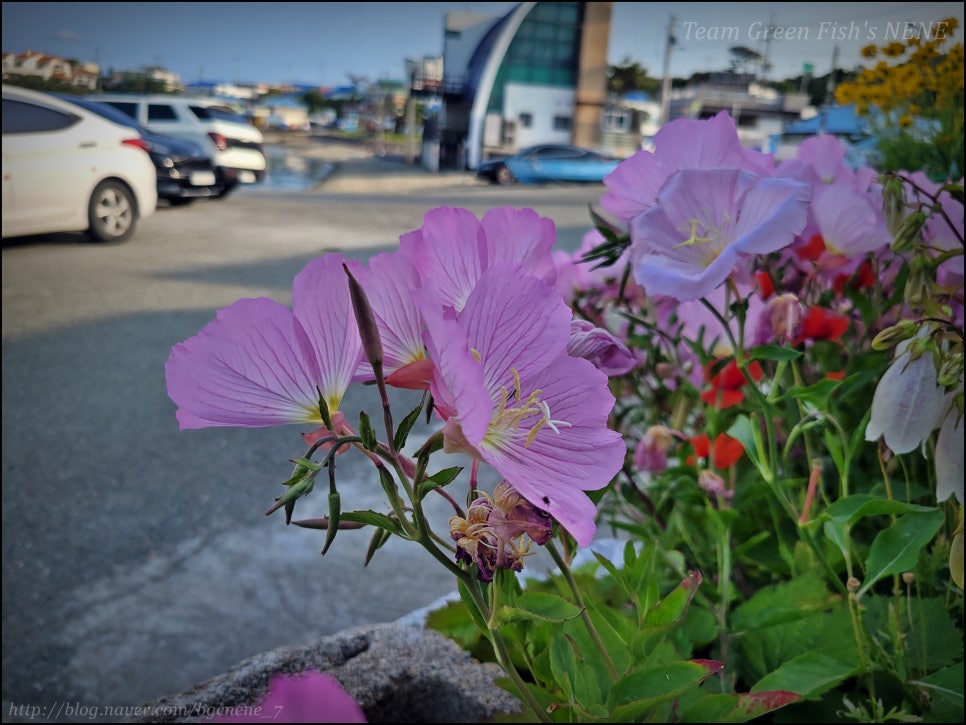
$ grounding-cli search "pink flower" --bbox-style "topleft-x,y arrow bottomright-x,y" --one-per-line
399,206 -> 556,312
349,251 -> 432,389
165,254 -> 362,429
207,670 -> 365,723
421,263 -> 625,547
566,319 -> 638,376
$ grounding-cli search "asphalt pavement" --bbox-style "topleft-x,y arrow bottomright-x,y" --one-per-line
1,139 -> 609,720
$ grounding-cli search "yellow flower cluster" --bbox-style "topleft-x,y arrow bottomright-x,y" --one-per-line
836,17 -> 963,119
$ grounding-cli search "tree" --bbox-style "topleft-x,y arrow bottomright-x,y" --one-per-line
607,57 -> 661,96
728,45 -> 763,74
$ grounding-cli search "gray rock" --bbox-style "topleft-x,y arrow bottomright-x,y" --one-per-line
134,621 -> 524,723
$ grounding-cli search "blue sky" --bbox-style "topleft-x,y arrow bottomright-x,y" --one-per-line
3,2 -> 963,86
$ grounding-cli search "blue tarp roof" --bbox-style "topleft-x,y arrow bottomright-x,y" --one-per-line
785,105 -> 866,135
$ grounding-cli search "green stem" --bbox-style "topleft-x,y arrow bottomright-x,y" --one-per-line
546,540 -> 620,680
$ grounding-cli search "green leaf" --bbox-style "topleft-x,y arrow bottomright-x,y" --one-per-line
858,509 -> 945,596
681,690 -> 802,723
823,494 -> 937,527
727,415 -> 767,478
357,410 -> 377,450
774,378 -> 842,408
644,571 -> 702,627
494,592 -> 582,625
393,395 -> 425,452
363,526 -> 392,566
911,663 -> 965,723
749,344 -> 803,362
607,661 -> 715,720
341,510 -> 404,537
549,632 -> 577,701
752,651 -> 858,699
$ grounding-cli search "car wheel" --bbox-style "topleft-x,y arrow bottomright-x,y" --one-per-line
495,164 -> 516,185
87,180 -> 138,243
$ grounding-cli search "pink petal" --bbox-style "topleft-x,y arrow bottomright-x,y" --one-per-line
480,207 -> 558,285
165,298 -> 325,429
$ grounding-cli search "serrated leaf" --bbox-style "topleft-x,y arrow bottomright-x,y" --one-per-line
858,509 -> 945,596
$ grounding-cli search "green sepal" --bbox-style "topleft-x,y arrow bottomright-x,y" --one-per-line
358,410 -> 377,451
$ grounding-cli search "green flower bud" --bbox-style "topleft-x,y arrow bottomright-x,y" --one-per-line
871,319 -> 919,351
904,260 -> 934,307
891,210 -> 928,254
938,353 -> 965,389
882,176 -> 907,236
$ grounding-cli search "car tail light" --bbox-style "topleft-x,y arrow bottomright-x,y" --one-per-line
207,132 -> 228,152
122,137 -> 151,154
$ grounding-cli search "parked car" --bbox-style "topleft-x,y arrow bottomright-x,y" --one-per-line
54,94 -> 220,206
87,93 -> 266,198
476,144 -> 621,185
2,84 -> 157,243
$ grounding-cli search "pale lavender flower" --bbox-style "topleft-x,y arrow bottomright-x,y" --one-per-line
865,336 -> 946,454
165,254 -> 363,429
935,385 -> 964,504
601,111 -> 774,225
421,263 -> 625,547
629,168 -> 811,301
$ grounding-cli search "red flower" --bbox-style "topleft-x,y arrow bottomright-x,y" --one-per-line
688,432 -> 745,469
794,307 -> 850,345
795,233 -> 826,261
755,270 -> 776,299
833,261 -> 874,295
701,358 -> 763,409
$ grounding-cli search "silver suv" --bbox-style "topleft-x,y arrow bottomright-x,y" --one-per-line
88,94 -> 266,197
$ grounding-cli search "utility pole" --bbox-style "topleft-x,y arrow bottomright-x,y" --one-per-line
659,14 -> 676,127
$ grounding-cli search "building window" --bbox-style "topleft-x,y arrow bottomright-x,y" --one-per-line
519,112 -> 533,128
553,115 -> 572,131
603,111 -> 630,132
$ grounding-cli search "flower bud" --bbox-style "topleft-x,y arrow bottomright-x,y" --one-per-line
881,176 -> 907,237
937,353 -> 964,389
870,319 -> 918,351
903,260 -> 934,307
343,264 -> 384,369
891,210 -> 928,254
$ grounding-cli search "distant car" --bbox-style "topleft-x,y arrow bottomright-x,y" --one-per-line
2,83 -> 157,243
88,93 -> 266,198
54,94 -> 220,206
476,144 -> 621,185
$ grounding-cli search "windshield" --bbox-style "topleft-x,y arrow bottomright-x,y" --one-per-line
56,95 -> 148,133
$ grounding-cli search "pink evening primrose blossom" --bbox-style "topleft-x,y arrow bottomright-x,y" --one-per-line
165,253 -> 363,429
629,168 -> 811,301
601,110 -> 774,225
399,206 -> 557,313
420,263 -> 626,547
350,250 -> 433,390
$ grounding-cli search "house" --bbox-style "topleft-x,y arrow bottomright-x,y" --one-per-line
667,72 -> 812,152
600,90 -> 662,159
423,1 -> 612,171
253,95 -> 310,131
2,49 -> 99,90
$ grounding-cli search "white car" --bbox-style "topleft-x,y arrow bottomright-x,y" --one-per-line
2,84 -> 157,243
88,94 -> 267,197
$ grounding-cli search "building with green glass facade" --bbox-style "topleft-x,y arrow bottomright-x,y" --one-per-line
425,1 -> 611,170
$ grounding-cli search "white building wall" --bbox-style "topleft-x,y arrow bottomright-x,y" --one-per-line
503,83 -> 575,148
